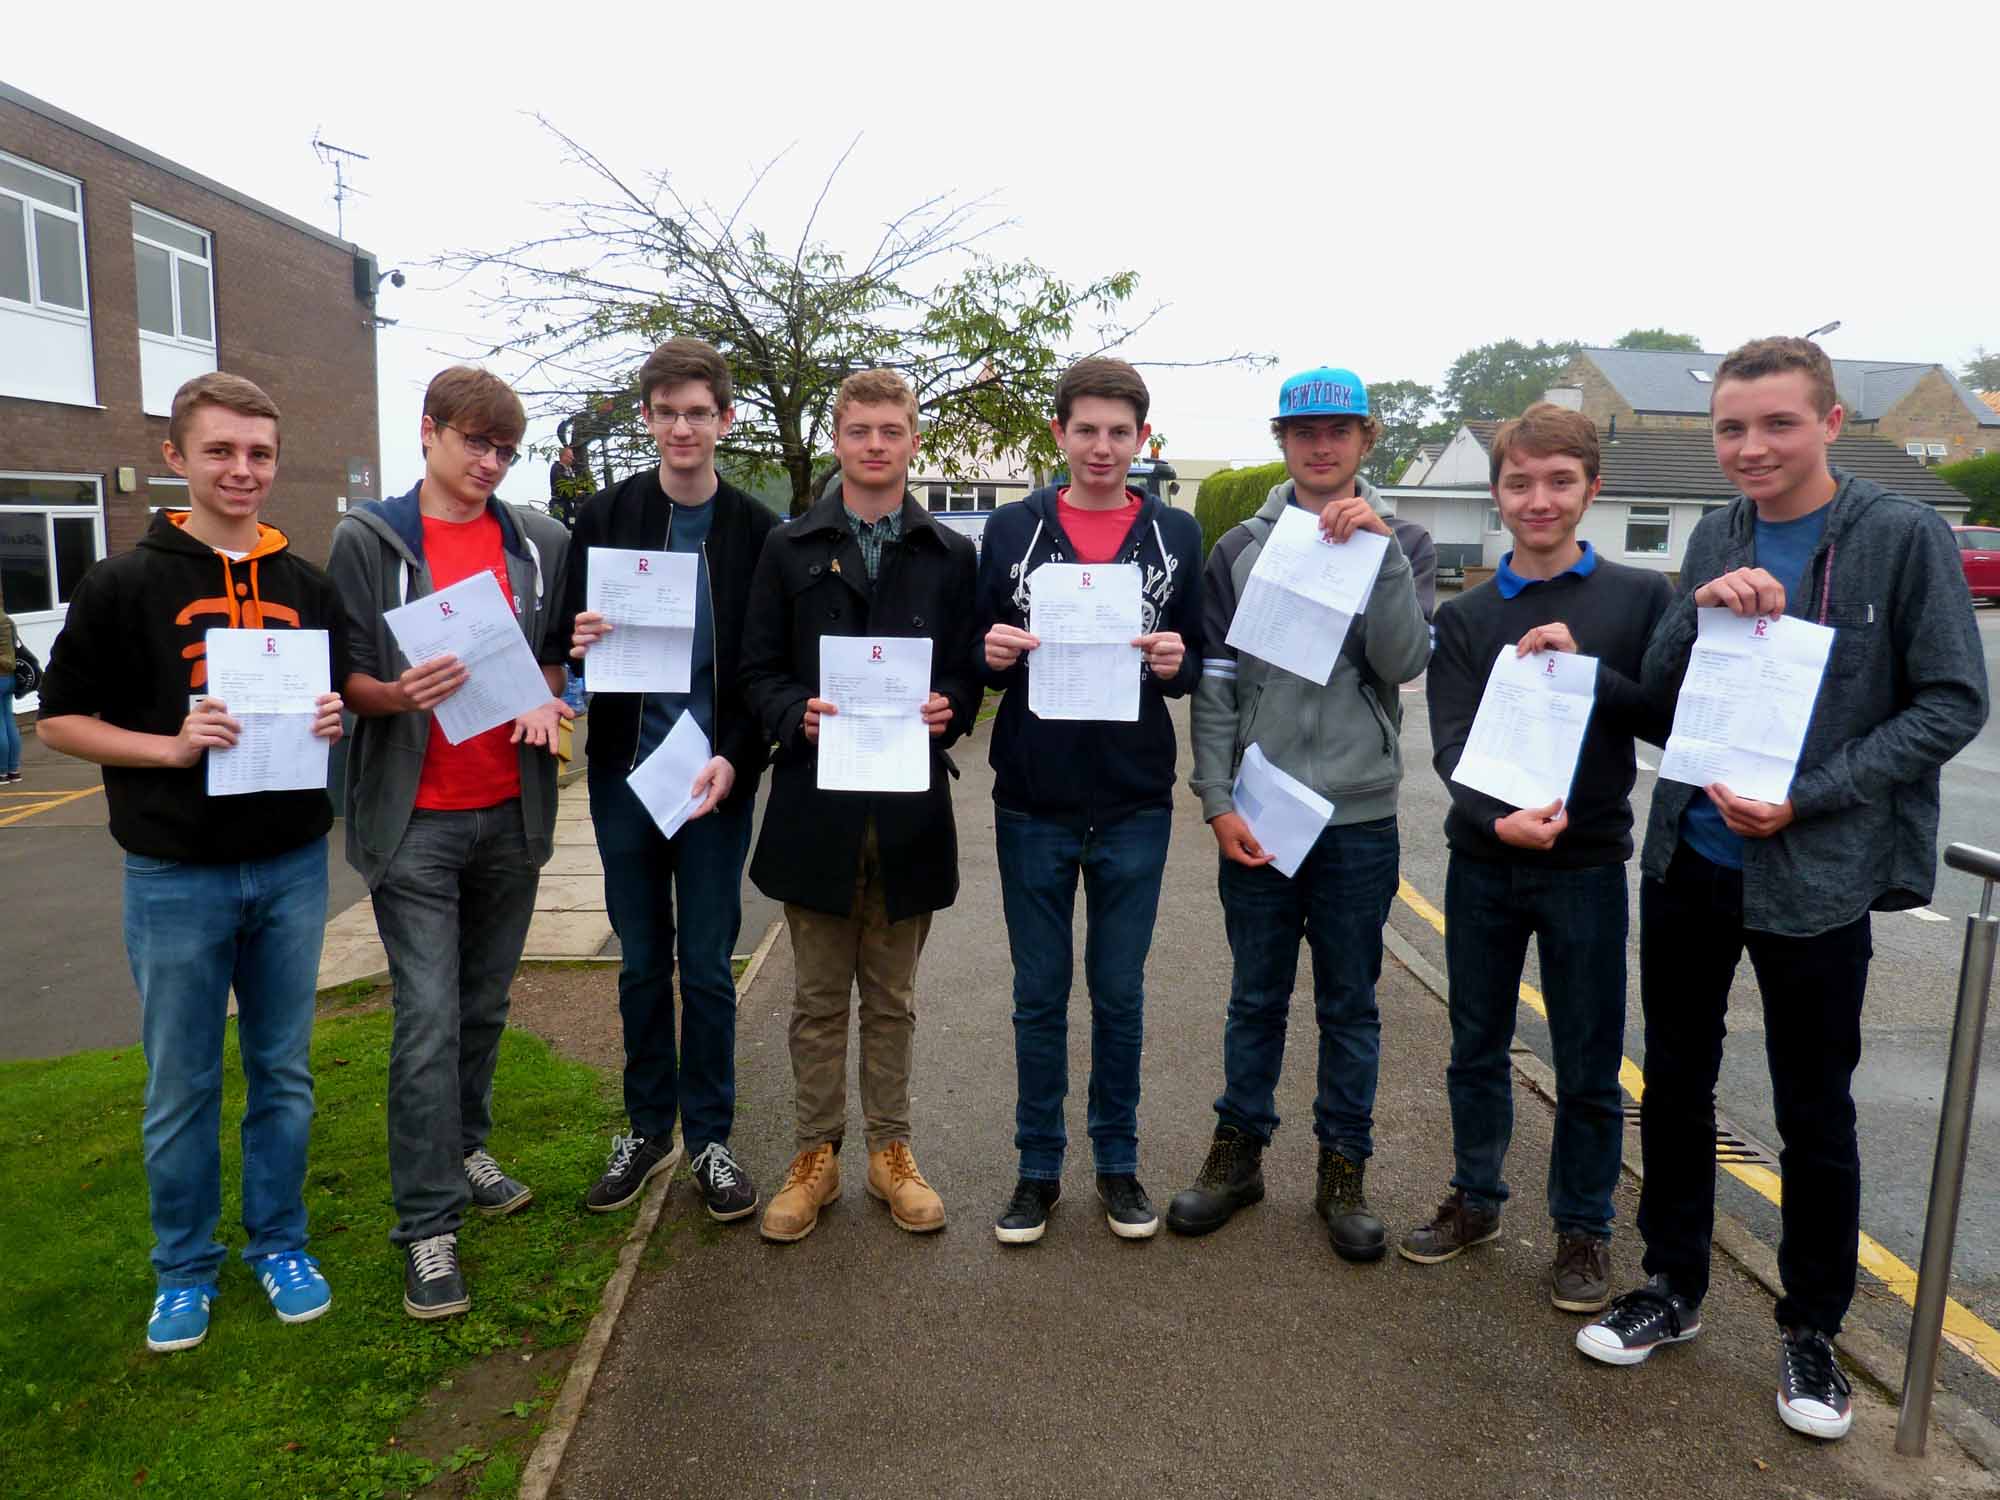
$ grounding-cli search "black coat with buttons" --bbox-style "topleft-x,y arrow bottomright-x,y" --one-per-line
739,487 -> 983,922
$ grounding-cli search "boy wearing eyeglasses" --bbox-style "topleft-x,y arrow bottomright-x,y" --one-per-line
328,366 -> 575,1321
561,339 -> 781,1224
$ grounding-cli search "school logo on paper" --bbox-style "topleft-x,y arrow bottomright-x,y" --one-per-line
1544,657 -> 1557,676
1753,617 -> 1771,638
439,600 -> 457,619
871,644 -> 884,662
264,636 -> 280,656
1081,571 -> 1094,588
637,558 -> 651,574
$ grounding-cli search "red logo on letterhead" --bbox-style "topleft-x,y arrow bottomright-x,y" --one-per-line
1753,617 -> 1770,638
439,601 -> 456,619
1081,571 -> 1093,588
265,636 -> 279,655
1544,657 -> 1557,676
637,558 -> 650,574
871,645 -> 884,662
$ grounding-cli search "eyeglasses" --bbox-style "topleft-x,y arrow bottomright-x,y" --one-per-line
440,423 -> 523,467
646,406 -> 721,430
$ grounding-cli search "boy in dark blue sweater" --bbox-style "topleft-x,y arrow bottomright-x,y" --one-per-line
1408,404 -> 1671,1312
975,358 -> 1203,1243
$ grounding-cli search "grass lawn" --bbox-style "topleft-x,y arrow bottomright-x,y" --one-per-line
0,1009 -> 628,1498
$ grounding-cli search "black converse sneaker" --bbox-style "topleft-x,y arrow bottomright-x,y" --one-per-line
994,1178 -> 1062,1245
1096,1174 -> 1161,1240
1576,1274 -> 1703,1366
403,1232 -> 470,1320
688,1142 -> 759,1223
463,1149 -> 533,1217
586,1131 -> 683,1213
1777,1326 -> 1853,1440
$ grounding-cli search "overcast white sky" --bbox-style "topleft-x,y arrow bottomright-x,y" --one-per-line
13,1 -> 1997,499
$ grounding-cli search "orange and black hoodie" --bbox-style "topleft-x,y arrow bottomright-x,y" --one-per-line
38,510 -> 350,863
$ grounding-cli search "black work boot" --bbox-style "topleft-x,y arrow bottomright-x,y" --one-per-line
1314,1147 -> 1387,1262
1165,1125 -> 1265,1236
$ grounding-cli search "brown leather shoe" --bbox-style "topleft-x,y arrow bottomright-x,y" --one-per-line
866,1141 -> 945,1233
759,1144 -> 841,1243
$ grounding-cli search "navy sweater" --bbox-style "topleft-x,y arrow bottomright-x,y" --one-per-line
974,487 -> 1203,824
1428,558 -> 1673,867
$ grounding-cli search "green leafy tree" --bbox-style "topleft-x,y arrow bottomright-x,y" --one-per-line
1938,452 -> 2000,525
432,123 -> 1267,513
1361,378 -> 1445,486
1613,327 -> 1704,352
1960,346 -> 2000,392
1437,338 -> 1582,426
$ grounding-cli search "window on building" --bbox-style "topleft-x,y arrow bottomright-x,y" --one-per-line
1906,442 -> 1929,458
1689,370 -> 1712,383
1625,505 -> 1671,556
946,484 -> 979,512
132,206 -> 218,415
1,474 -> 105,615
925,484 -> 948,511
0,154 -> 87,314
1926,442 -> 1949,458
1484,507 -> 1503,533
148,476 -> 191,513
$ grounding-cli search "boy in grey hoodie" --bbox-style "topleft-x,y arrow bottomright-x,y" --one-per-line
1575,338 -> 1987,1445
1168,367 -> 1434,1261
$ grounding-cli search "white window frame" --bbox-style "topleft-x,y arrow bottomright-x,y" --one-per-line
1624,504 -> 1672,557
0,150 -> 91,323
1906,441 -> 1929,457
131,204 -> 215,349
148,476 -> 191,513
1484,506 -> 1503,533
1926,442 -> 1950,458
0,470 -> 108,617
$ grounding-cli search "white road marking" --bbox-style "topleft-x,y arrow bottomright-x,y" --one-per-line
1635,757 -> 1655,772
1908,907 -> 1952,923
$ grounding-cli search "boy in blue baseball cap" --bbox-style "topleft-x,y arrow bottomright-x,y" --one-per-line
1171,365 -> 1436,1262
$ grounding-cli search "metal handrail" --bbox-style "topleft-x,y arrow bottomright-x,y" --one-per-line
1896,843 -> 1999,1456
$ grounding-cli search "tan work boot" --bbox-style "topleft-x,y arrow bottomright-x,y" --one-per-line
759,1144 -> 841,1243
867,1141 -> 945,1233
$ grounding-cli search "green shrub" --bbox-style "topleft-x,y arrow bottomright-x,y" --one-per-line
1938,452 -> 2000,525
1194,461 -> 1288,556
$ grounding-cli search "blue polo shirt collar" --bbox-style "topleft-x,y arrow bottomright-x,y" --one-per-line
1496,540 -> 1597,599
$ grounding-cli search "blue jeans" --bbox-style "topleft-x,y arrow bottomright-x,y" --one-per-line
373,802 -> 540,1246
1443,854 -> 1628,1239
1638,843 -> 1870,1334
1215,816 -> 1399,1158
124,837 -> 328,1287
996,806 -> 1170,1179
589,763 -> 754,1152
0,699 -> 19,773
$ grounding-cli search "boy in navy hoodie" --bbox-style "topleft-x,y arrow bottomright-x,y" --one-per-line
976,357 -> 1203,1243
39,373 -> 348,1353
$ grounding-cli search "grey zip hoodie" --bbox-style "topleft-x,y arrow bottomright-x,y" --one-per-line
326,487 -> 573,888
1191,478 -> 1434,826
1640,468 -> 1988,935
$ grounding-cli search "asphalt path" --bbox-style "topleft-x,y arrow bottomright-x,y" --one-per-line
1385,600 -> 2000,1435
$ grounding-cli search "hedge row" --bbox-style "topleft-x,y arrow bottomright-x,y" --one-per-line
1192,461 -> 1289,556
1939,452 -> 2000,526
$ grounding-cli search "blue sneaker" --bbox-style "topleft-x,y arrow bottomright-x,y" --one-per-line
147,1284 -> 217,1352
255,1251 -> 332,1324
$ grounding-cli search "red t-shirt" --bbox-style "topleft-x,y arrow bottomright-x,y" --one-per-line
413,510 -> 524,811
1057,490 -> 1143,564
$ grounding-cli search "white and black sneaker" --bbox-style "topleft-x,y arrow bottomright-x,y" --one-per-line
1097,1174 -> 1161,1240
463,1149 -> 533,1217
585,1131 -> 683,1213
994,1178 -> 1061,1245
403,1233 -> 470,1320
1576,1274 -> 1702,1366
688,1142 -> 759,1222
1777,1326 -> 1853,1440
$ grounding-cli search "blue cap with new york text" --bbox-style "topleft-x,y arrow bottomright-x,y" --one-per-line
1274,367 -> 1369,420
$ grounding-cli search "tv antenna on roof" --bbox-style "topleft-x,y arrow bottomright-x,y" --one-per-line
311,130 -> 370,239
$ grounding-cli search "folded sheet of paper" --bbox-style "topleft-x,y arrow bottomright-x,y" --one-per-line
817,636 -> 933,793
1224,506 -> 1391,684
1232,742 -> 1336,879
585,547 -> 698,694
1028,562 -> 1142,722
1450,647 -> 1599,811
383,569 -> 553,746
203,628 -> 331,797
1658,608 -> 1834,804
625,711 -> 711,841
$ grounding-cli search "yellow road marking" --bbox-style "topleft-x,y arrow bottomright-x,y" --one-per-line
0,785 -> 103,827
1394,876 -> 2000,1380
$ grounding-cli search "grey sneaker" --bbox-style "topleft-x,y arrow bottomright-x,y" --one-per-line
463,1150 -> 533,1217
403,1233 -> 470,1320
1398,1187 -> 1502,1264
1551,1232 -> 1612,1312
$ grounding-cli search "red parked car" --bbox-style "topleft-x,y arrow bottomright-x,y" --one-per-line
1955,525 -> 2000,602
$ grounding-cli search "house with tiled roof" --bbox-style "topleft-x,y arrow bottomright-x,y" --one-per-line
1562,347 -> 2000,467
1384,422 -> 1974,578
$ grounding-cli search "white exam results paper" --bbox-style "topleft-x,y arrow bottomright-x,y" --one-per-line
383,570 -> 553,746
1450,647 -> 1599,811
816,636 -> 933,793
1225,506 -> 1390,684
625,711 -> 711,841
1028,562 -> 1142,722
584,547 -> 697,694
1658,607 -> 1834,804
1231,743 -> 1335,879
203,628 -> 331,797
